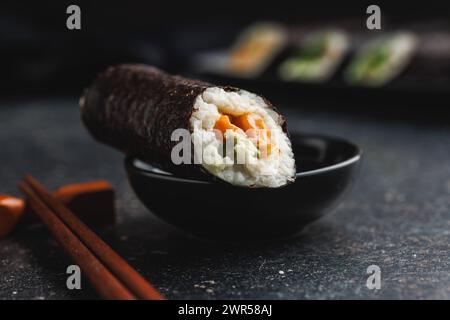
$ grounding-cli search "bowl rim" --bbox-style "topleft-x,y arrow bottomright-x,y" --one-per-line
125,132 -> 362,184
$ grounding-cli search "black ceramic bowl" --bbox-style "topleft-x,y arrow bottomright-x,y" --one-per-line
125,133 -> 361,240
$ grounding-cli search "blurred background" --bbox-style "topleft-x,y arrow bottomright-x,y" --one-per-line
1,0 -> 450,301
1,0 -> 450,118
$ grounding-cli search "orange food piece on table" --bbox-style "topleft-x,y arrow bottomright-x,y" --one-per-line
0,180 -> 116,238
0,195 -> 25,237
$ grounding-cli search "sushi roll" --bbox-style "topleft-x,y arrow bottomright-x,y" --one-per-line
227,23 -> 288,77
279,30 -> 349,82
345,32 -> 418,87
80,65 -> 296,188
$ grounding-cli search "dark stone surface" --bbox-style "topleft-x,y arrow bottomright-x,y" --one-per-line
0,97 -> 449,300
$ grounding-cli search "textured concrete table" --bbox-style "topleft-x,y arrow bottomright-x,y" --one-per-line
0,97 -> 449,299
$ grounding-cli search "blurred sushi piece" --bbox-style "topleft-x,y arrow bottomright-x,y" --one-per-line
278,30 -> 349,82
345,32 -> 418,87
227,23 -> 288,77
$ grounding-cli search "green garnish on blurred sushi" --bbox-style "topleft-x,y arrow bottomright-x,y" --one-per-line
346,42 -> 390,82
345,32 -> 418,87
279,30 -> 349,82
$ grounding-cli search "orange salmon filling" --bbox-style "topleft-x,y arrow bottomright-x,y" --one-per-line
214,113 -> 272,156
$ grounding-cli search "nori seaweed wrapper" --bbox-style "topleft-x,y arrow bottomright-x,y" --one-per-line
80,64 -> 289,181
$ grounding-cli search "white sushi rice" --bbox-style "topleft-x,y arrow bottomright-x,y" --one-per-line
190,87 -> 296,187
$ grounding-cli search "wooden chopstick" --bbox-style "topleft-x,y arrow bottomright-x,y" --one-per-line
19,175 -> 165,300
19,181 -> 136,300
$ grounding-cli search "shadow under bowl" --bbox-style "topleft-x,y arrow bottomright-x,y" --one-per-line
125,133 -> 362,241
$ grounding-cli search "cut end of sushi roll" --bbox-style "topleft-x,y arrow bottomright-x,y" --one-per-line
190,87 -> 296,188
